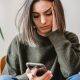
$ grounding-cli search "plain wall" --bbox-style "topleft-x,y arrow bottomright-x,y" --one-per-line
0,0 -> 80,58
61,0 -> 80,38
0,0 -> 24,58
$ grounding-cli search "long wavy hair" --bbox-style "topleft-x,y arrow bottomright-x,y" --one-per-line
15,0 -> 66,47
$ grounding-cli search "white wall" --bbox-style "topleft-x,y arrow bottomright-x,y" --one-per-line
0,0 -> 24,58
61,0 -> 80,39
0,0 -> 80,58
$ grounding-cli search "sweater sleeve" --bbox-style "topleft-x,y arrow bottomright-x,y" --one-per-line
2,36 -> 28,80
48,30 -> 80,78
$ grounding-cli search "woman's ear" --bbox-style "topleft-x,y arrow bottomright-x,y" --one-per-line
32,22 -> 36,29
33,26 -> 36,29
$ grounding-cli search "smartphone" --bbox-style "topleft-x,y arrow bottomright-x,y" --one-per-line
26,62 -> 45,69
26,62 -> 47,76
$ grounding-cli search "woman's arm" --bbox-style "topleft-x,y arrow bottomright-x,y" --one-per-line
48,30 -> 80,78
2,36 -> 28,80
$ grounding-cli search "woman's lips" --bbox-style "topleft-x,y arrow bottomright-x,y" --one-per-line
40,25 -> 50,30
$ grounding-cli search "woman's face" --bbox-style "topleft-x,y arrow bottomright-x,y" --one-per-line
32,0 -> 53,36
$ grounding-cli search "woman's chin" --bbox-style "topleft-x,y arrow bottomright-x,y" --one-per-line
37,29 -> 51,36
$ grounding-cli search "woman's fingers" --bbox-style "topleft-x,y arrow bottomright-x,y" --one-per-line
52,5 -> 58,32
26,68 -> 32,79
41,71 -> 53,80
26,67 -> 38,80
26,68 -> 31,74
31,67 -> 38,75
26,68 -> 53,80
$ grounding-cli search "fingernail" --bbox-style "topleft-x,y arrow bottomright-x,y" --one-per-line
48,71 -> 52,74
50,74 -> 53,77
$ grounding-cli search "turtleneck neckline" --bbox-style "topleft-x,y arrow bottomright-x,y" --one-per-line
34,31 -> 51,46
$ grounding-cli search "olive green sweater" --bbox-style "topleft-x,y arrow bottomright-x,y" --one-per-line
3,30 -> 80,80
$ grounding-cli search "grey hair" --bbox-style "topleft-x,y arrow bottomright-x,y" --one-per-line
15,0 -> 66,47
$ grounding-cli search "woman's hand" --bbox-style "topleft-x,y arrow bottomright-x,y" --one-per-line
26,67 -> 53,80
52,5 -> 58,32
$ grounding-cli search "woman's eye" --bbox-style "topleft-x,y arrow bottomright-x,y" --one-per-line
32,14 -> 39,18
33,15 -> 39,18
46,11 -> 52,16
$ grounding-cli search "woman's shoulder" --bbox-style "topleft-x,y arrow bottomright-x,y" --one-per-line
8,34 -> 28,53
10,34 -> 28,46
64,31 -> 79,43
11,35 -> 20,44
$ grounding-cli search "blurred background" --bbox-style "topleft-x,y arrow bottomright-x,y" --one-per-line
0,0 -> 80,58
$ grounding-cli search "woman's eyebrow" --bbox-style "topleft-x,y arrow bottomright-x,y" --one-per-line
32,6 -> 52,14
44,7 -> 52,13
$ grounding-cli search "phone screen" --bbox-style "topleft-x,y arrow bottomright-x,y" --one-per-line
26,62 -> 47,76
26,62 -> 45,69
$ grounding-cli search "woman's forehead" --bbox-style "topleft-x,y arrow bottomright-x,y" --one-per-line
32,0 -> 53,13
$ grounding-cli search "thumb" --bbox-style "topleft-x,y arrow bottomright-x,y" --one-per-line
41,71 -> 52,80
31,67 -> 38,76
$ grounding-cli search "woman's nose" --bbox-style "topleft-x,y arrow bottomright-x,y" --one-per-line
40,16 -> 46,24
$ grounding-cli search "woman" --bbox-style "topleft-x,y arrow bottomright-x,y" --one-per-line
2,0 -> 80,80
